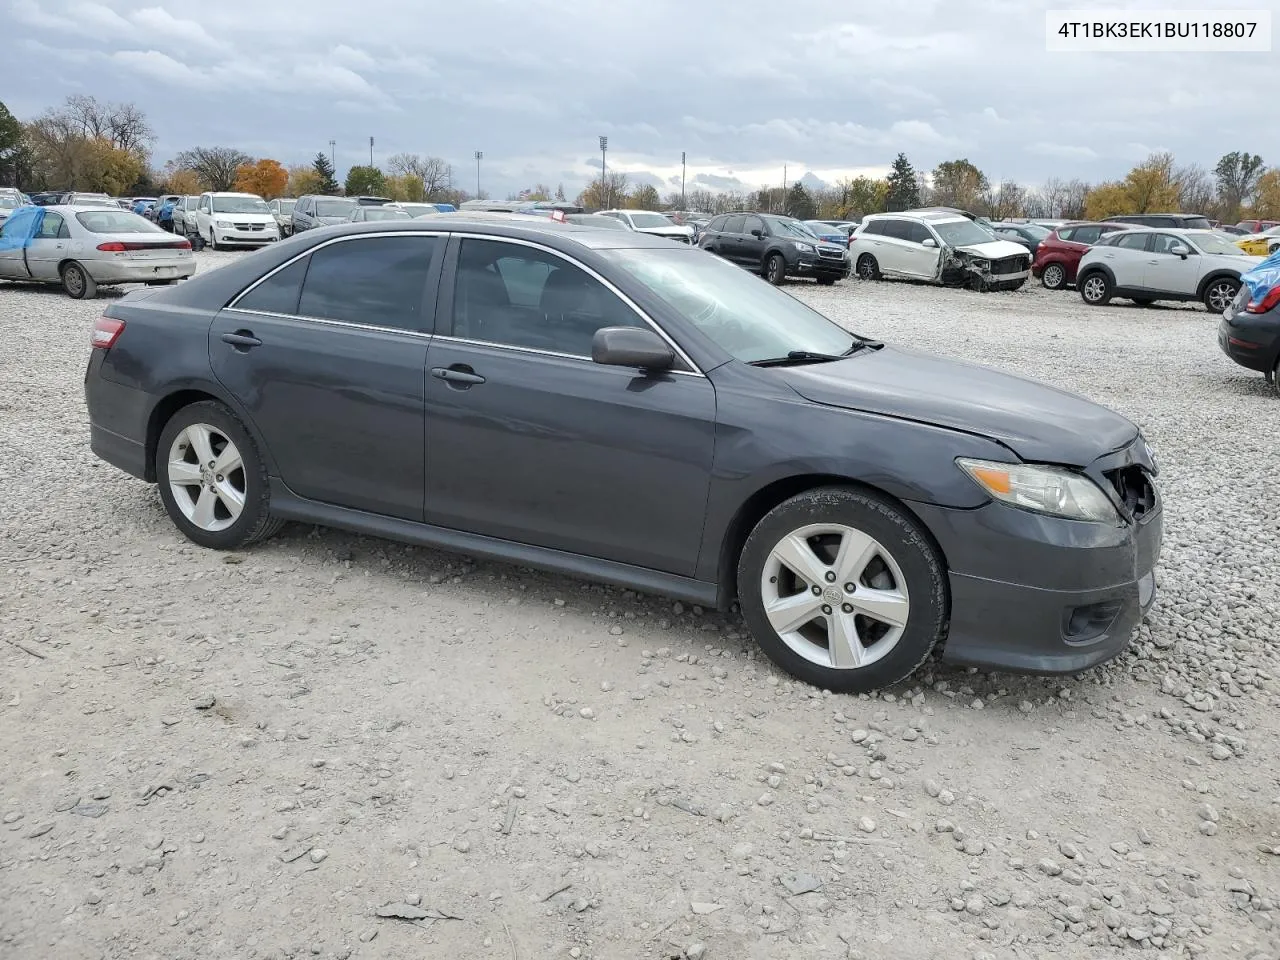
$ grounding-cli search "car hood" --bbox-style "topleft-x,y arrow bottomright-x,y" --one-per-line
637,225 -> 694,237
1210,253 -> 1265,269
952,238 -> 1031,259
317,215 -> 349,225
773,345 -> 1138,465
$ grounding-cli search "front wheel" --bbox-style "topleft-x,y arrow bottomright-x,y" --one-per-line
737,487 -> 948,693
208,229 -> 220,251
816,276 -> 837,286
1041,262 -> 1067,290
1203,277 -> 1239,313
61,262 -> 97,299
155,401 -> 283,550
855,254 -> 880,281
764,253 -> 786,285
1079,272 -> 1112,306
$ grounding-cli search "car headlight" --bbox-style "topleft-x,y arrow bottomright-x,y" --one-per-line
215,219 -> 232,228
793,241 -> 815,253
957,458 -> 1120,523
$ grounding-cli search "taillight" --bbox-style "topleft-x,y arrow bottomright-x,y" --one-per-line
1246,286 -> 1280,314
96,239 -> 190,252
91,316 -> 125,349
97,241 -> 126,252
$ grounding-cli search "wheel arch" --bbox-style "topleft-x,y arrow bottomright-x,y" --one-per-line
144,386 -> 278,483
714,473 -> 950,609
1196,269 -> 1241,300
1076,262 -> 1114,285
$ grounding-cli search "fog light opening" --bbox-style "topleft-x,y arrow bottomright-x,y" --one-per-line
1062,600 -> 1124,645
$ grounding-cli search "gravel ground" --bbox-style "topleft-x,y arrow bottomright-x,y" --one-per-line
2,252 -> 1279,960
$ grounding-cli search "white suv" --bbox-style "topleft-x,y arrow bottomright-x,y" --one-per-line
596,209 -> 694,243
849,211 -> 1030,290
1076,228 -> 1263,312
193,192 -> 280,250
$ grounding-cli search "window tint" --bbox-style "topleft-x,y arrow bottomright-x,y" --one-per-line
880,219 -> 911,241
722,215 -> 745,234
1115,232 -> 1150,251
860,220 -> 885,237
451,239 -> 642,357
236,256 -> 309,315
1056,227 -> 1076,242
744,216 -> 765,235
1070,225 -> 1101,244
907,222 -> 933,244
297,236 -> 437,330
707,216 -> 726,232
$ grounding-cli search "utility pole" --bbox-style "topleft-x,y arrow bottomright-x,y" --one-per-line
680,151 -> 686,211
369,136 -> 374,167
474,151 -> 483,198
328,140 -> 335,170
599,136 -> 608,209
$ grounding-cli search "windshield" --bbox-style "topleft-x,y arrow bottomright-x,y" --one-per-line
211,196 -> 269,214
75,211 -> 165,234
1190,232 -> 1249,256
316,200 -> 355,217
629,213 -> 674,228
1183,216 -> 1212,230
567,214 -> 629,230
277,199 -> 296,212
362,208 -> 411,221
933,219 -> 1001,246
766,218 -> 817,240
603,248 -> 861,363
0,196 -> 18,210
398,204 -> 435,216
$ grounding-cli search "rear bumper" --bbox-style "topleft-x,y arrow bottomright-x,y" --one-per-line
912,496 -> 1163,675
85,352 -> 151,481
1218,313 -> 1280,373
86,257 -> 196,284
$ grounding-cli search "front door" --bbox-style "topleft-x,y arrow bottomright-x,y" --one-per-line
209,233 -> 442,520
0,208 -> 39,279
1142,232 -> 1203,296
740,215 -> 768,270
25,210 -> 70,280
423,236 -> 717,576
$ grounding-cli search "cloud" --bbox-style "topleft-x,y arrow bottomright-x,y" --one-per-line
110,50 -> 203,85
130,7 -> 225,49
1029,142 -> 1099,162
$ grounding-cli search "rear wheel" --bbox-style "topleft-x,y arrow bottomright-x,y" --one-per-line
737,487 -> 948,693
764,253 -> 786,285
1079,272 -> 1112,306
1272,357 -> 1280,397
856,254 -> 880,281
1203,277 -> 1239,313
1041,262 -> 1067,290
61,262 -> 97,300
155,400 -> 283,550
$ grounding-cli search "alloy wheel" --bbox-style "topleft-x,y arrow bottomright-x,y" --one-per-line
1042,264 -> 1065,289
760,522 -> 910,670
63,266 -> 85,297
1206,281 -> 1237,313
166,423 -> 246,532
1081,276 -> 1106,303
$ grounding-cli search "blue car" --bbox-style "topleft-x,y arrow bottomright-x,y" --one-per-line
805,220 -> 855,245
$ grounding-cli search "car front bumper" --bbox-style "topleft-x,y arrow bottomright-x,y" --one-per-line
793,254 -> 850,279
86,256 -> 196,284
1219,312 -> 1280,373
212,227 -> 280,245
910,464 -> 1163,674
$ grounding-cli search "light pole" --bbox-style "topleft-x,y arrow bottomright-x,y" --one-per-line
680,151 -> 686,211
368,136 -> 375,168
328,139 -> 335,170
599,136 -> 608,209
474,151 -> 483,198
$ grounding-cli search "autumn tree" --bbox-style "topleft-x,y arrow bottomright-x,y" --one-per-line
844,176 -> 888,218
784,182 -> 817,220
1083,181 -> 1132,220
161,165 -> 202,196
344,165 -> 386,196
388,153 -> 451,197
384,174 -> 425,202
931,159 -> 988,211
1215,151 -> 1266,222
312,152 -> 340,194
576,172 -> 629,210
1083,154 -> 1181,220
979,180 -> 1026,220
233,158 -> 288,199
1174,162 -> 1215,217
628,183 -> 661,209
173,146 -> 253,191
288,164 -> 324,197
884,153 -> 920,211
1253,169 -> 1280,219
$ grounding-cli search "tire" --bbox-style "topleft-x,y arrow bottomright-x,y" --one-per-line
856,254 -> 880,281
816,276 -> 837,286
61,262 -> 97,300
737,486 -> 948,694
764,253 -> 786,286
1273,357 -> 1280,398
155,400 -> 283,551
1040,262 -> 1067,290
1079,271 -> 1112,306
1203,277 -> 1239,314
208,229 -> 219,251
1132,298 -> 1154,307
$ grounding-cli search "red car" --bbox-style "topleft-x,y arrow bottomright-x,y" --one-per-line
1031,222 -> 1132,290
1236,219 -> 1280,234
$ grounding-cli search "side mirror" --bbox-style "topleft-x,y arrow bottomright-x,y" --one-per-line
591,327 -> 675,372
750,228 -> 764,238
1170,244 -> 1190,258
921,237 -> 937,248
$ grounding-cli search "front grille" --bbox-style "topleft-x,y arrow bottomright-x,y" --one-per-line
990,255 -> 1029,275
232,222 -> 266,231
1105,465 -> 1156,520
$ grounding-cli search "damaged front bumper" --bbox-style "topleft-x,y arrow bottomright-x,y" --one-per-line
939,245 -> 1031,290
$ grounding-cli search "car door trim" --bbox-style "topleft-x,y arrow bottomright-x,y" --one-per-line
438,231 -> 705,377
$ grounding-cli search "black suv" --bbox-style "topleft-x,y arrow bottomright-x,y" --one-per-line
1103,213 -> 1213,230
698,213 -> 849,285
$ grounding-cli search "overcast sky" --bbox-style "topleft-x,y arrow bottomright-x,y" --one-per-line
6,0 -> 1278,198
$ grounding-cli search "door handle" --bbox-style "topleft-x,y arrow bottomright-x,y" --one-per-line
431,366 -> 485,386
221,331 -> 262,348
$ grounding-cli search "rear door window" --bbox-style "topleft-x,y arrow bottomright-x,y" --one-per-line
881,219 -> 911,241
1115,232 -> 1151,251
297,236 -> 439,331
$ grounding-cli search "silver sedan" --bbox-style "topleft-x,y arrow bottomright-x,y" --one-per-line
0,204 -> 196,299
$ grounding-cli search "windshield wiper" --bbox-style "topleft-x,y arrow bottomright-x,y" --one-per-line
749,341 -> 880,367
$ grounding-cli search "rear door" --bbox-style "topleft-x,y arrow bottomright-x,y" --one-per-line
421,235 -> 716,574
874,219 -> 915,276
1100,231 -> 1153,287
209,232 -> 443,520
719,215 -> 747,263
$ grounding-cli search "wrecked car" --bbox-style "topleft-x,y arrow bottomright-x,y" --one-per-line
850,211 -> 1030,291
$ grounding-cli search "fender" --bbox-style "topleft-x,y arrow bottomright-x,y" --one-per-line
1196,268 -> 1243,300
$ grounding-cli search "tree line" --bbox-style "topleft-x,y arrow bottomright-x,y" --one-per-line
2,97 -> 1276,224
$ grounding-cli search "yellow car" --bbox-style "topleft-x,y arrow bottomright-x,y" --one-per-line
1236,226 -> 1280,256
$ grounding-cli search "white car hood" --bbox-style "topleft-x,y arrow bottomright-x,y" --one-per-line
638,225 -> 694,237
212,212 -> 275,224
953,238 -> 1029,259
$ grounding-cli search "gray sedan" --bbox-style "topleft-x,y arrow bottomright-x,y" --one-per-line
84,217 -> 1161,692
348,206 -> 412,223
0,205 -> 195,299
